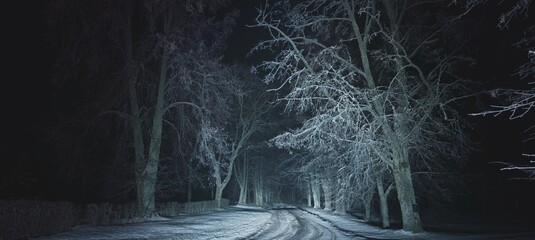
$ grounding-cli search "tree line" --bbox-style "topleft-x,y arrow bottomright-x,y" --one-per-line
46,0 -> 532,233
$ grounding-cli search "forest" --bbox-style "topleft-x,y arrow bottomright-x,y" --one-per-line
1,0 -> 533,239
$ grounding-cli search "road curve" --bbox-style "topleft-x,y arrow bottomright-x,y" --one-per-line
249,208 -> 360,240
247,210 -> 299,239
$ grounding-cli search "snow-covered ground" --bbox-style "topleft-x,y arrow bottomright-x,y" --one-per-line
36,206 -> 271,240
304,207 -> 535,240
35,205 -> 535,240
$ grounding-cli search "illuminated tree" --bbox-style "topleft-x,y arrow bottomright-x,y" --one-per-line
235,151 -> 250,205
233,86 -> 271,205
253,0 -> 470,232
195,66 -> 270,208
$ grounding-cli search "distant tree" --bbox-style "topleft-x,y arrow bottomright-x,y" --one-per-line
251,154 -> 268,206
233,84 -> 271,205
195,66 -> 270,208
253,0 -> 471,232
234,150 -> 250,205
245,147 -> 290,206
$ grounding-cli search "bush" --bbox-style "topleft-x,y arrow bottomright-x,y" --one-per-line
0,199 -> 230,239
157,201 -> 184,217
79,202 -> 139,225
0,200 -> 79,239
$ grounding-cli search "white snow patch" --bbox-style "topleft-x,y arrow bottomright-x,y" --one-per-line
231,204 -> 265,210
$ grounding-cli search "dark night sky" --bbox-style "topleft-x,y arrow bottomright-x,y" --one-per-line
1,0 -> 534,217
2,2 -> 53,159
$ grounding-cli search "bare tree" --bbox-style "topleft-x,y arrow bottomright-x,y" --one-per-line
231,82 -> 271,205
49,0 -> 236,216
195,66 -> 270,208
253,0 -> 470,232
246,147 -> 293,206
125,0 -> 238,216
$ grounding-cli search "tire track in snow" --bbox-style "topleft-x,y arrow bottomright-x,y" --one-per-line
246,210 -> 299,239
290,210 -> 337,240
249,208 -> 361,240
298,207 -> 388,240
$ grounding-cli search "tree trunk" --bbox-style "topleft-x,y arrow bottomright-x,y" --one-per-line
275,187 -> 283,203
377,178 -> 390,228
321,176 -> 333,211
363,189 -> 373,222
125,2 -> 152,217
335,191 -> 346,214
265,189 -> 271,204
254,176 -> 263,206
215,184 -> 224,208
187,164 -> 192,203
380,1 -> 423,231
213,161 -> 224,208
334,177 -> 346,214
393,156 -> 423,232
213,153 -> 237,208
187,180 -> 192,203
307,183 -> 312,207
311,174 -> 322,209
239,185 -> 248,204
236,154 -> 248,205
138,48 -> 169,216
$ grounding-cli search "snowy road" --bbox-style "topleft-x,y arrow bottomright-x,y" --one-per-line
35,205 -> 535,240
36,206 -> 356,240
250,208 -> 355,240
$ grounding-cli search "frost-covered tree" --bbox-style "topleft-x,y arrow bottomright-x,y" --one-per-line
48,0 -> 236,216
235,151 -> 250,205
195,66 -> 270,208
252,0 -> 470,232
233,86 -> 271,205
